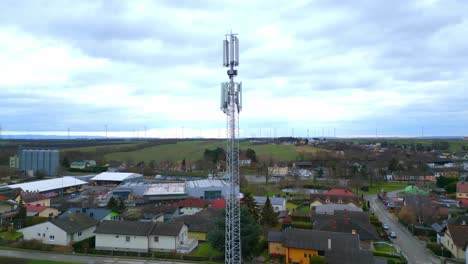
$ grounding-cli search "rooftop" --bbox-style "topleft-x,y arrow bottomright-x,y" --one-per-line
457,181 -> 468,193
447,224 -> 468,248
91,172 -> 142,182
10,177 -> 87,193
172,208 -> 222,233
60,207 -> 113,221
186,179 -> 229,189
326,189 -> 356,197
95,220 -> 184,237
172,197 -> 211,208
254,196 -> 286,206
143,183 -> 186,196
25,204 -> 49,213
51,214 -> 98,234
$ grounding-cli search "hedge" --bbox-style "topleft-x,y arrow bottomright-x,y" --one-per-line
292,221 -> 313,229
426,243 -> 452,258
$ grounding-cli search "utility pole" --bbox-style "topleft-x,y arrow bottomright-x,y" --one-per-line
221,32 -> 242,264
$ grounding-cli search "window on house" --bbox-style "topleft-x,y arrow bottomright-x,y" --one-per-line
126,236 -> 130,242
154,236 -> 159,242
115,235 -> 119,238
304,253 -> 307,257
37,233 -> 41,237
338,200 -> 343,203
49,212 -> 53,217
78,232 -> 82,237
43,233 -> 45,237
49,235 -> 55,241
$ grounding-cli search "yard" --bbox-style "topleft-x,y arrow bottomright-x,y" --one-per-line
373,242 -> 397,253
0,231 -> 23,241
365,182 -> 407,195
190,242 -> 223,258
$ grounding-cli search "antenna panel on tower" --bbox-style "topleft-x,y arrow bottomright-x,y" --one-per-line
223,39 -> 230,67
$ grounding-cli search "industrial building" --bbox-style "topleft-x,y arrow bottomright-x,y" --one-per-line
186,179 -> 230,200
91,172 -> 143,186
18,147 -> 60,176
143,183 -> 187,203
9,177 -> 88,197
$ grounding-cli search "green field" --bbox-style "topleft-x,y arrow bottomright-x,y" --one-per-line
0,231 -> 23,241
341,138 -> 467,152
103,140 -> 324,163
366,182 -> 407,194
374,243 -> 397,253
63,142 -> 143,152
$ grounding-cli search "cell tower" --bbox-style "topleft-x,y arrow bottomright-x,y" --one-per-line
221,32 -> 242,264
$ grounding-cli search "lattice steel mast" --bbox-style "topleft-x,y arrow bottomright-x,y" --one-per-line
221,33 -> 242,264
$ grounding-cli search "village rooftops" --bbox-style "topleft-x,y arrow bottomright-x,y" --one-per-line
326,188 -> 356,196
171,197 -> 211,208
143,183 -> 186,196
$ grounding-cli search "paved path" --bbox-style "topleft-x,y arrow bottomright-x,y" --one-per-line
366,192 -> 440,264
0,249 -> 190,264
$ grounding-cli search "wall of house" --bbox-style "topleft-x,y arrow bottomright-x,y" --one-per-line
268,242 -> 286,255
0,204 -> 13,213
286,247 -> 319,264
19,222 -> 68,246
180,207 -> 203,215
25,198 -> 50,207
38,208 -> 60,218
441,230 -> 466,260
149,235 -> 176,252
95,233 -> 149,252
456,192 -> 468,199
188,231 -> 206,241
70,226 -> 96,243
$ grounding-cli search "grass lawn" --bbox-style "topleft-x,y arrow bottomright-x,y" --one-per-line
366,182 -> 407,194
190,242 -> 223,258
0,231 -> 23,241
0,256 -> 79,264
286,202 -> 299,211
297,205 -> 310,212
374,244 -> 397,253
104,140 -> 328,163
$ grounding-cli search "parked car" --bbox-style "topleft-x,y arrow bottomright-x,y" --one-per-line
382,223 -> 389,230
389,231 -> 397,238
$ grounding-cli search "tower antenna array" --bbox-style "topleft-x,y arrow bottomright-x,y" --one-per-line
221,32 -> 242,264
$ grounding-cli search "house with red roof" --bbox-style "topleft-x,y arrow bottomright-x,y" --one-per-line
25,204 -> 60,218
22,192 -> 51,206
310,189 -> 361,210
212,198 -> 225,209
171,197 -> 211,215
456,182 -> 468,208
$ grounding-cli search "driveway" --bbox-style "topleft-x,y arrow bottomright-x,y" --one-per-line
0,249 -> 190,264
366,193 -> 440,264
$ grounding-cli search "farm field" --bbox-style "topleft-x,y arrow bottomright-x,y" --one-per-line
63,142 -> 143,152
103,140 -> 326,163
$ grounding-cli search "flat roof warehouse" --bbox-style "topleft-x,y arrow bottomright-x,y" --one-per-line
9,177 -> 87,193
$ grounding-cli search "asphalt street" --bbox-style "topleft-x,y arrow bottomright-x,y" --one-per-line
366,192 -> 440,264
0,249 -> 190,264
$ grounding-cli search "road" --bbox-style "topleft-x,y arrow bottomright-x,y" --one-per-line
0,249 -> 190,264
366,192 -> 440,264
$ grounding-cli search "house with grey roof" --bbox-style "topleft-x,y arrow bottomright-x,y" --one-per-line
254,196 -> 286,212
19,214 -> 98,246
59,207 -> 120,222
95,220 -> 197,253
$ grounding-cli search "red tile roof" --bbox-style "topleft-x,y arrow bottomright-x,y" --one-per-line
447,224 -> 468,249
326,189 -> 356,197
212,198 -> 225,209
25,204 -> 48,213
457,182 -> 468,193
22,193 -> 50,203
459,198 -> 468,207
171,197 -> 211,208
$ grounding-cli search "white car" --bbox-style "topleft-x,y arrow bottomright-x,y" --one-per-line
382,223 -> 389,230
389,231 -> 397,238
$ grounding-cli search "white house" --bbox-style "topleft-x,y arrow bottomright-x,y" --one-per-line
254,196 -> 286,212
95,221 -> 197,254
19,214 -> 97,246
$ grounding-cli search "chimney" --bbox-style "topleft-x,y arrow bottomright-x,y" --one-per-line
328,238 -> 331,250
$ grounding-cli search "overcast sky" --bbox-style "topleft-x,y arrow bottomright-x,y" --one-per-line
0,0 -> 467,138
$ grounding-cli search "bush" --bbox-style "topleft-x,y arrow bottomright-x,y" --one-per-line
426,243 -> 452,258
292,221 -> 313,229
310,255 -> 326,264
73,236 -> 95,253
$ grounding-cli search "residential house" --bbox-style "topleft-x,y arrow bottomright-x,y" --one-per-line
0,196 -> 19,222
267,228 -> 375,264
25,204 -> 60,218
456,182 -> 468,207
95,220 -> 197,253
268,166 -> 289,177
311,210 -> 379,249
239,159 -> 252,167
254,196 -> 286,212
140,205 -> 180,221
313,204 -> 363,215
22,192 -> 51,206
172,208 -> 223,241
60,207 -> 120,222
19,214 -> 98,246
310,189 -> 360,209
439,215 -> 468,261
171,197 -> 211,215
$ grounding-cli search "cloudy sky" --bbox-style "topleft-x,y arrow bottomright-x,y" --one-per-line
0,0 -> 467,138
